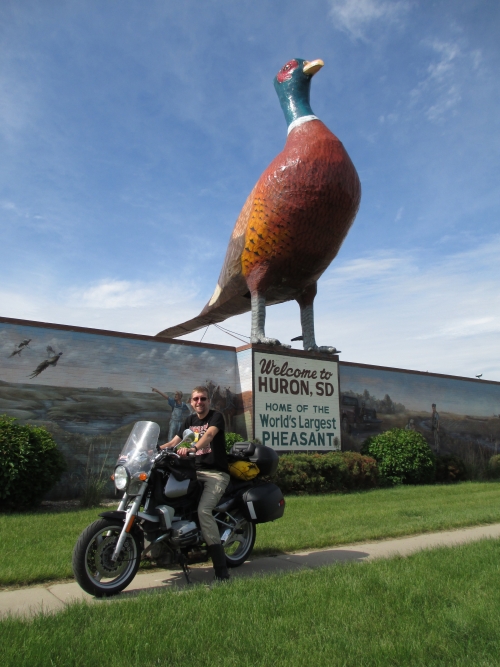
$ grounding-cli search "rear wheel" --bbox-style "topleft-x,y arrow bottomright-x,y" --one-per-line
72,519 -> 141,597
219,511 -> 256,567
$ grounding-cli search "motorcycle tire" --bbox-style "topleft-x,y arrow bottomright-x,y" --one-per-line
72,518 -> 141,597
220,511 -> 256,568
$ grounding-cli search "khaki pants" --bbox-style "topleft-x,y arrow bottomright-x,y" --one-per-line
196,470 -> 230,546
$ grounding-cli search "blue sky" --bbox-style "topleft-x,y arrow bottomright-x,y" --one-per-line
1,0 -> 499,380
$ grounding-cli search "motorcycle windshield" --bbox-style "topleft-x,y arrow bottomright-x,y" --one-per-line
116,421 -> 160,476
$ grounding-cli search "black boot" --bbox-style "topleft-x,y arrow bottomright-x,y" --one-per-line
208,544 -> 230,582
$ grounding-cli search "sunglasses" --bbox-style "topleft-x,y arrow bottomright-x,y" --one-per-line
192,396 -> 208,402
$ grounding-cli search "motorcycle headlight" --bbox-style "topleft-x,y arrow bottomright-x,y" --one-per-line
114,465 -> 129,491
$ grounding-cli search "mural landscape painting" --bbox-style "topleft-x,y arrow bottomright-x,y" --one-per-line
2,317 -> 500,498
339,362 -> 500,468
0,319 -> 246,497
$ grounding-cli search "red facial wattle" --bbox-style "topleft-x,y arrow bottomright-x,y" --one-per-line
277,59 -> 299,83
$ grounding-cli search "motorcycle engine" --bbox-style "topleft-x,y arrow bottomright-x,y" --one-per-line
149,542 -> 175,566
169,520 -> 201,547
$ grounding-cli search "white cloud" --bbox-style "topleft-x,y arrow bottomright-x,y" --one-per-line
0,276 -> 201,337
315,238 -> 500,377
76,280 -> 158,310
417,317 -> 500,340
408,39 -> 481,122
427,41 -> 460,78
329,0 -> 411,40
203,236 -> 499,381
173,235 -> 500,381
0,72 -> 36,142
425,84 -> 461,121
323,254 -> 405,283
70,278 -> 198,311
1,200 -> 29,218
2,236 -> 500,381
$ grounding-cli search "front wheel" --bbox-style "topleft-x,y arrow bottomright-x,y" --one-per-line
72,519 -> 141,597
220,511 -> 256,567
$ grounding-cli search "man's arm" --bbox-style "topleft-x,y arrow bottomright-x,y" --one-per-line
196,425 -> 219,451
176,426 -> 219,456
152,387 -> 170,400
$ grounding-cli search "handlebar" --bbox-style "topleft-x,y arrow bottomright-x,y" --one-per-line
154,448 -> 195,462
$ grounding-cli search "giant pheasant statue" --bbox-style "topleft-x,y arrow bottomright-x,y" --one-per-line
157,58 -> 361,352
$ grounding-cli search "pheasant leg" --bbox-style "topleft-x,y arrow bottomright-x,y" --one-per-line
297,286 -> 338,354
250,293 -> 282,345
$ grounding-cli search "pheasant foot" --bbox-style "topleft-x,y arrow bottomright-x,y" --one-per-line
251,293 -> 290,347
251,335 -> 283,346
305,345 -> 339,355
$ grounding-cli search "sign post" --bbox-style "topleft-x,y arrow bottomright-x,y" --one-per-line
253,349 -> 341,451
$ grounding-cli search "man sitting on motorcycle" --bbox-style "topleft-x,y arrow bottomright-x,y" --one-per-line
160,385 -> 230,581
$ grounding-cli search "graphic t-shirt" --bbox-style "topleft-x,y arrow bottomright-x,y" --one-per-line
178,409 -> 228,473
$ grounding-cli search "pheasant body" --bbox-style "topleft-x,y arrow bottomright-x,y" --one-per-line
241,120 -> 359,299
157,58 -> 361,351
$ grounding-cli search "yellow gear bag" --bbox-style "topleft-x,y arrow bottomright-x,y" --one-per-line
228,460 -> 260,480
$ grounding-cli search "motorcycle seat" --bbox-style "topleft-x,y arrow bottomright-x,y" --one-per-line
229,442 -> 256,458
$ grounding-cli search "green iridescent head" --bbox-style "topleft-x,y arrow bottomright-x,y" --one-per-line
273,58 -> 324,128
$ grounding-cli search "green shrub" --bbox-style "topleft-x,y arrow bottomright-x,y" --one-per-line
0,416 -> 67,511
225,431 -> 245,453
361,428 -> 435,486
487,454 -> 500,479
79,440 -> 113,508
435,455 -> 468,483
273,451 -> 379,495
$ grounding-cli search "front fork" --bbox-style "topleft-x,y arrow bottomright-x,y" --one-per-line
117,492 -> 129,512
111,483 -> 147,562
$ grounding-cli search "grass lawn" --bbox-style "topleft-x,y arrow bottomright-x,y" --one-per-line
257,481 -> 500,553
1,538 -> 500,666
1,481 -> 500,587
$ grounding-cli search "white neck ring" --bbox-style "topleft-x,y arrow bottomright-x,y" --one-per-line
287,115 -> 319,135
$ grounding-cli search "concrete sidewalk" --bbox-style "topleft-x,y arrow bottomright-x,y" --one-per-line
2,522 -> 500,619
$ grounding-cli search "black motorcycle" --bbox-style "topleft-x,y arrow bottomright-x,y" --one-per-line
72,421 -> 285,597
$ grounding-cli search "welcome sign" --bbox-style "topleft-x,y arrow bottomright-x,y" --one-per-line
253,350 -> 341,451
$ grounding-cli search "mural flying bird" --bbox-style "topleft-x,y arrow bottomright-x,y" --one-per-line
157,58 -> 361,352
9,338 -> 32,357
28,346 -> 63,379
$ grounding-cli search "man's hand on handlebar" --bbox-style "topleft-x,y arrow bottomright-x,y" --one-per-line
176,446 -> 195,457
157,445 -> 195,457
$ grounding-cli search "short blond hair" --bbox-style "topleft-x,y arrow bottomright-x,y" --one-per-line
191,386 -> 209,399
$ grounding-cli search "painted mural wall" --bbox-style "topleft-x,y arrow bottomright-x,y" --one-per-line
236,346 -> 253,438
2,316 -> 500,499
0,317 -> 248,498
338,362 -> 500,463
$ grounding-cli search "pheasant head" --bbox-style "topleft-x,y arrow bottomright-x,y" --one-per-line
273,58 -> 324,131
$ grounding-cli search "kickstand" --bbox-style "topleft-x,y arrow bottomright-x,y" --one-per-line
179,555 -> 191,584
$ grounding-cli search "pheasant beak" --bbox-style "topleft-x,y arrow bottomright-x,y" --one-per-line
303,59 -> 324,76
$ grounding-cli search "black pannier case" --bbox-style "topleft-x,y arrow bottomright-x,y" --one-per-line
230,442 -> 279,477
242,483 -> 285,523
